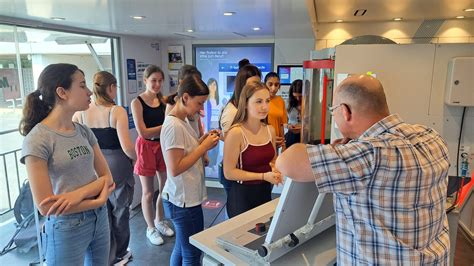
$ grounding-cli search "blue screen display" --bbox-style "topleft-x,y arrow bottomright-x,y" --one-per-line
278,65 -> 303,85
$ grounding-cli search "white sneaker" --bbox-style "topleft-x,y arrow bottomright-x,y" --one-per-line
146,227 -> 164,245
113,249 -> 132,266
122,249 -> 132,261
156,220 -> 175,237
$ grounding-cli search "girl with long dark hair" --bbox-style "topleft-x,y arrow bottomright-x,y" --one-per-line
20,63 -> 114,265
161,74 -> 219,265
285,79 -> 303,148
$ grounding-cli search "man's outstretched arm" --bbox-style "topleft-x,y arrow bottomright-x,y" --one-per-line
276,143 -> 315,182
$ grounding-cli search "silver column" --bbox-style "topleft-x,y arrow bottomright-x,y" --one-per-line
301,65 -> 334,145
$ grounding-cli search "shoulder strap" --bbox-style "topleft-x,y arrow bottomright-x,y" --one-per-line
81,111 -> 86,125
266,124 -> 272,142
239,126 -> 250,170
240,126 -> 249,146
137,96 -> 145,107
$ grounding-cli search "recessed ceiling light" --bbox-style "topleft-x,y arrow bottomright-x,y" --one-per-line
252,27 -> 261,31
393,17 -> 403,21
336,19 -> 343,23
456,15 -> 465,19
187,29 -> 194,33
224,12 -> 235,16
50,17 -> 65,21
463,8 -> 474,12
131,16 -> 146,20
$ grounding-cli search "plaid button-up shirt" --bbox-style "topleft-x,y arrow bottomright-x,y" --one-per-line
307,114 -> 450,265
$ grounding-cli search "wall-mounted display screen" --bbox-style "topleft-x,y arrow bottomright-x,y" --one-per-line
277,65 -> 303,85
193,44 -> 274,178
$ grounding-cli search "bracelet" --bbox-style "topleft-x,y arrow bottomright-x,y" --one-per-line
261,172 -> 264,181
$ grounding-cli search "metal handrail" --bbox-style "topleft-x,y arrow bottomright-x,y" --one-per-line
0,148 -> 23,216
0,129 -> 19,135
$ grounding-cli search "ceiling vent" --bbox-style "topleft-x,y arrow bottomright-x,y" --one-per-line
340,35 -> 396,45
412,19 -> 445,44
354,9 -> 367,16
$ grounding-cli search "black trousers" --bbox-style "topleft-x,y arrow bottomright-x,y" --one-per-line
285,132 -> 301,148
102,149 -> 134,263
226,181 -> 272,218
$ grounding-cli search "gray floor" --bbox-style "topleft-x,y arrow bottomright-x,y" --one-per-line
0,187 -> 473,265
0,187 -> 227,266
127,187 -> 227,266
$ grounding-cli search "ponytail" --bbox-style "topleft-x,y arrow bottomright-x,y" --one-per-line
166,92 -> 178,105
19,90 -> 52,136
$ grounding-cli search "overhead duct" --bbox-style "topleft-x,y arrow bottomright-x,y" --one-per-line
54,36 -> 108,45
340,35 -> 396,45
412,19 -> 445,44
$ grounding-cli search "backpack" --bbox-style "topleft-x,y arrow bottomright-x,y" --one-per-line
14,180 -> 36,225
1,180 -> 43,256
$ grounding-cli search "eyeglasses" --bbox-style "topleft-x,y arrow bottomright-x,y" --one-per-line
328,103 -> 350,115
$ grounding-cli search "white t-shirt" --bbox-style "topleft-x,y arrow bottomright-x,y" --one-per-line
220,103 -> 238,134
186,113 -> 201,137
160,115 -> 206,208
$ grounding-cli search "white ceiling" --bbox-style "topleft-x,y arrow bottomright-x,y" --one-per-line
0,0 -> 312,39
0,0 -> 472,40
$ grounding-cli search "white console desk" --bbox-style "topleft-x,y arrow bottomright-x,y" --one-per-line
190,199 -> 337,265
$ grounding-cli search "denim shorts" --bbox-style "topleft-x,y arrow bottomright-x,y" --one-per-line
43,205 -> 110,266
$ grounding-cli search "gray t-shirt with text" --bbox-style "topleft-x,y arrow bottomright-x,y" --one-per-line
21,122 -> 98,195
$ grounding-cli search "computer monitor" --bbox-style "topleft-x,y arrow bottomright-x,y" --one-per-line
277,65 -> 303,85
265,179 -> 333,244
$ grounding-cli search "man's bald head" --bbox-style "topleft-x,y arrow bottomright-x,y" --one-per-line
335,75 -> 389,117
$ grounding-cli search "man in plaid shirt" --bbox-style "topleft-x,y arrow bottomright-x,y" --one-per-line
276,75 -> 450,265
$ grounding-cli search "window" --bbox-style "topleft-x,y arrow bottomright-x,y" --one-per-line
0,24 -> 119,214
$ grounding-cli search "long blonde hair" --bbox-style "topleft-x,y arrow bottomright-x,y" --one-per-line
231,81 -> 269,127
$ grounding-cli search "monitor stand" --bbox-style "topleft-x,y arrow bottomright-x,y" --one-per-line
216,179 -> 335,264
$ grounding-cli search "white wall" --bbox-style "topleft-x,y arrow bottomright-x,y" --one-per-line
334,43 -> 474,176
119,35 -> 162,107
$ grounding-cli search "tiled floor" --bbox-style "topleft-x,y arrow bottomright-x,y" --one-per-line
0,187 -> 473,265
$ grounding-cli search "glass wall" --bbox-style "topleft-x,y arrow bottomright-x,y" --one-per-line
0,24 -> 118,214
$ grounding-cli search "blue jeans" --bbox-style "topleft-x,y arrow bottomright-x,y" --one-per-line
163,199 -> 203,266
43,205 -> 110,266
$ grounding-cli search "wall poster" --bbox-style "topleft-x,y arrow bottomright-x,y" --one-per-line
168,45 -> 184,70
